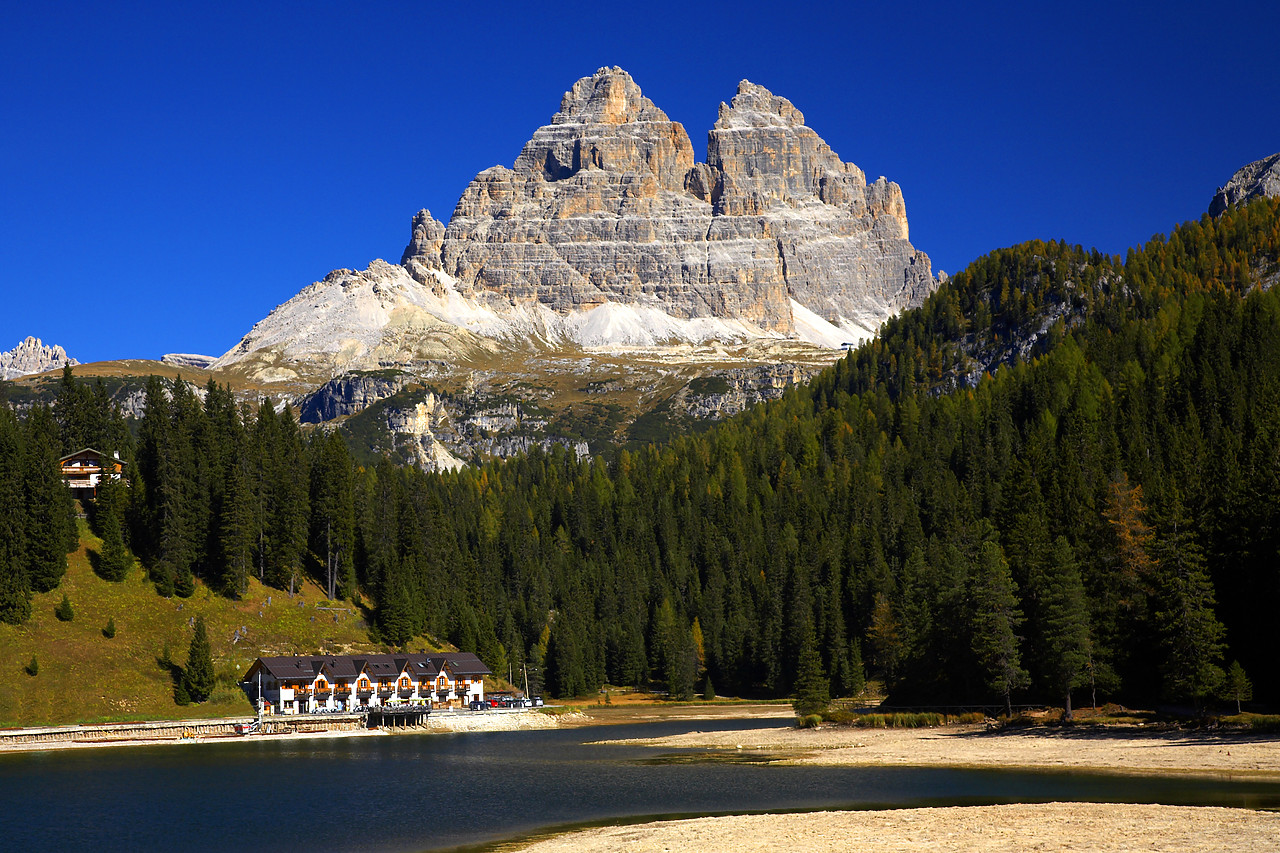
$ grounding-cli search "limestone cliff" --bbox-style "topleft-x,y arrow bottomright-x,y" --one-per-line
401,67 -> 935,343
218,67 -> 936,392
0,336 -> 77,380
1210,152 -> 1280,217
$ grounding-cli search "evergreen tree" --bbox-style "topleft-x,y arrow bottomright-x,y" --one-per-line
93,472 -> 131,581
1150,492 -> 1225,708
103,616 -> 116,638
309,432 -> 356,601
174,566 -> 195,598
970,540 -> 1029,717
97,510 -> 131,582
265,405 -> 309,591
22,404 -> 74,593
1035,537 -> 1091,719
792,626 -> 830,717
55,594 -> 74,621
182,615 -> 215,702
0,408 -> 31,624
218,452 -> 255,597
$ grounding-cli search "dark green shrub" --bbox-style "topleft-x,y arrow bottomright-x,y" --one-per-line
822,708 -> 857,725
799,714 -> 823,729
54,594 -> 73,622
102,617 -> 116,639
25,656 -> 38,676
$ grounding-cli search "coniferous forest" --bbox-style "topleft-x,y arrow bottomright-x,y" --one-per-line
2,198 -> 1279,711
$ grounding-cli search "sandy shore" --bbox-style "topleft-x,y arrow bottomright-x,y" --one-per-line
513,803 -> 1280,852
532,718 -> 1280,853
598,720 -> 1280,777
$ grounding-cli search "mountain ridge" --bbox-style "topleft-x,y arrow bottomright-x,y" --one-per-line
214,67 -> 936,386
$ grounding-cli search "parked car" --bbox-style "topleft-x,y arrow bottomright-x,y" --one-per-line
468,699 -> 488,711
532,696 -> 544,707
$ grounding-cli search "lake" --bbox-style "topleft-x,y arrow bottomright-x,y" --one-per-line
3,717 -> 1278,852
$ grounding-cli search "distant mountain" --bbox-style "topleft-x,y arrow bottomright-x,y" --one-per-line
214,67 -> 935,386
0,336 -> 77,380
160,353 -> 217,369
1210,152 -> 1280,216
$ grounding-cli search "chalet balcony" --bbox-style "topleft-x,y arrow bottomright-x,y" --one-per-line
357,689 -> 373,699
314,690 -> 332,700
398,687 -> 414,698
378,688 -> 394,698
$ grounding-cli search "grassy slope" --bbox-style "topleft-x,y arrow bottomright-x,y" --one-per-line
0,520 -> 381,728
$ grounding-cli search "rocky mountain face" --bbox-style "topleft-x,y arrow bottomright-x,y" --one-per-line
218,68 -> 934,384
0,336 -> 77,380
207,67 -> 938,467
1210,152 -> 1280,216
325,359 -> 818,472
401,68 -> 934,343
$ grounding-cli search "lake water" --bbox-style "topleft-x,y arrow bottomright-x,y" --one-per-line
3,717 -> 1278,852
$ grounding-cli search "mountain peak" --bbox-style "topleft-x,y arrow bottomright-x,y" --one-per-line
1210,152 -> 1280,216
0,336 -> 78,380
555,66 -> 665,125
512,66 -> 693,184
716,80 -> 806,129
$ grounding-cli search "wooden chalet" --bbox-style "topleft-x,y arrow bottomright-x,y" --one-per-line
241,652 -> 491,715
59,447 -> 126,498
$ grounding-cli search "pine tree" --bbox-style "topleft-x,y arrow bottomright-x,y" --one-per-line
55,594 -> 74,621
0,408 -> 31,624
103,616 -> 116,638
1036,537 -> 1091,720
792,626 -> 830,717
94,474 -> 131,582
1150,492 -> 1224,708
99,512 -> 131,583
265,406 -> 309,590
309,432 -> 355,601
970,540 -> 1029,717
22,404 -> 74,593
218,453 -> 254,598
181,615 -> 215,702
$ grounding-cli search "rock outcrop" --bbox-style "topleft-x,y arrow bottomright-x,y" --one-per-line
218,67 -> 935,387
401,67 -> 934,342
161,353 -> 217,369
297,372 -> 411,424
1210,152 -> 1280,216
0,336 -> 78,380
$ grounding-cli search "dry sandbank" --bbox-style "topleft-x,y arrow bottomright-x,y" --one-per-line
512,803 -> 1280,852
599,720 -> 1280,777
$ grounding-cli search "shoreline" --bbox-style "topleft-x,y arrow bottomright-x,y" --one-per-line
5,702 -> 1278,780
8,705 -> 1280,850
595,718 -> 1280,779
0,709 -> 578,755
508,803 -> 1280,852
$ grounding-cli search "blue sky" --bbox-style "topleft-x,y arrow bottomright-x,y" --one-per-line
4,1 -> 1279,364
